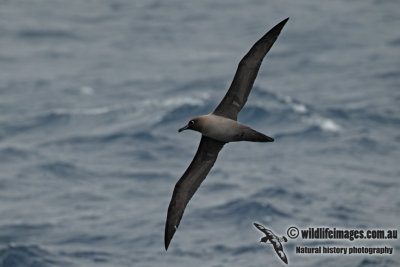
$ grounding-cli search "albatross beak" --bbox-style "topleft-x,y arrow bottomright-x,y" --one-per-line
178,124 -> 189,132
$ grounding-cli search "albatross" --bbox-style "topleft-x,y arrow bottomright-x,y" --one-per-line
165,18 -> 289,250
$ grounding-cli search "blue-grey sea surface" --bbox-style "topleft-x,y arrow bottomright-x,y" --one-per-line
0,0 -> 399,266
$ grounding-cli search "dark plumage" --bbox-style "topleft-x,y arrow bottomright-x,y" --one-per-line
165,18 -> 289,250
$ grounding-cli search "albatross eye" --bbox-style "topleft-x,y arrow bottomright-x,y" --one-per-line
189,120 -> 195,125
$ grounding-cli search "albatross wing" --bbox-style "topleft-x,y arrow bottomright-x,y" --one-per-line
213,18 -> 289,121
165,136 -> 225,250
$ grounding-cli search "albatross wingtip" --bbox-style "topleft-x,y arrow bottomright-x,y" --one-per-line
165,218 -> 178,251
280,17 -> 289,24
164,232 -> 172,251
261,17 -> 289,42
164,226 -> 173,251
276,17 -> 289,29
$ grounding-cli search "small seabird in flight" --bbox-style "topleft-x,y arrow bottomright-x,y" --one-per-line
254,222 -> 288,264
165,18 -> 289,250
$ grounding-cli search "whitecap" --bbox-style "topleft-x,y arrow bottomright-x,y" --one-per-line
52,106 -> 111,116
80,86 -> 94,95
139,92 -> 209,110
162,96 -> 204,108
282,95 -> 308,114
276,93 -> 340,131
306,116 -> 341,132
292,103 -> 308,113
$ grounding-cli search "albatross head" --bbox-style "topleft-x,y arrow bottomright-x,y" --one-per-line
178,117 -> 203,133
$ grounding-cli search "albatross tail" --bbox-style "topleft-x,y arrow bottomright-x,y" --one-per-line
241,128 -> 274,142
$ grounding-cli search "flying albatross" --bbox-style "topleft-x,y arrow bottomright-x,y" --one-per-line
165,18 -> 289,250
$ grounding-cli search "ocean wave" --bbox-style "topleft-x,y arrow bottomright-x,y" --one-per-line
0,244 -> 63,267
127,93 -> 212,127
17,29 -> 79,41
274,125 -> 338,140
212,244 -> 261,256
243,88 -> 341,132
281,95 -> 309,114
78,86 -> 94,95
159,103 -> 211,124
2,103 -> 129,140
280,95 -> 341,132
139,92 -> 209,110
71,13 -> 117,24
43,130 -> 159,147
238,106 -> 273,123
196,199 -> 290,223
305,115 -> 341,132
23,161 -> 96,180
374,70 -> 400,79
251,186 -> 316,205
109,171 -> 172,181
364,180 -> 396,189
0,223 -> 54,244
122,149 -> 158,161
173,79 -> 224,95
389,36 -> 400,46
251,88 -> 311,114
0,113 -> 70,139
59,250 -> 111,264
202,182 -> 239,192
327,107 -> 400,126
0,147 -> 37,162
342,136 -> 394,156
326,205 -> 362,221
51,107 -> 114,116
357,257 -> 397,267
58,234 -> 108,246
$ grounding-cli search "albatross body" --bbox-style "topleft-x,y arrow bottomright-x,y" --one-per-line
165,18 -> 289,250
179,114 -> 274,143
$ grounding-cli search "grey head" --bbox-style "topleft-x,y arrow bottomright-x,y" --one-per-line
178,117 -> 204,133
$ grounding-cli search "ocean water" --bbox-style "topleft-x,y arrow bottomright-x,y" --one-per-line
0,0 -> 399,266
